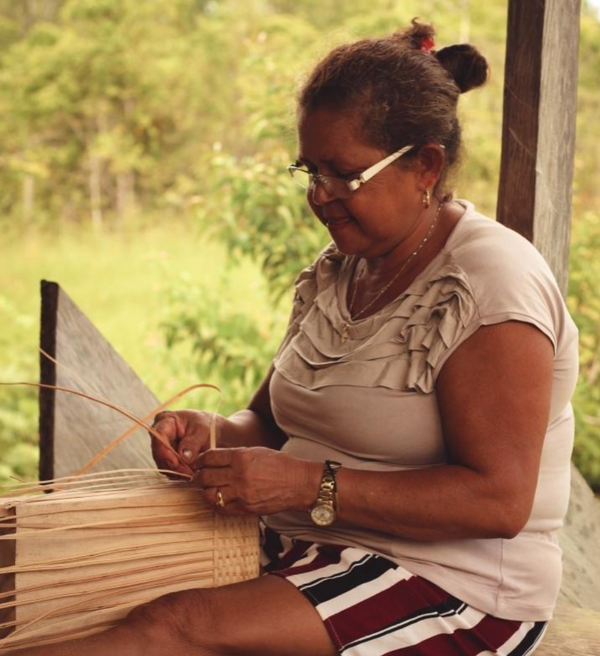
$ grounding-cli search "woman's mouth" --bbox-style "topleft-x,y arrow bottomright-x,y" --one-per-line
324,216 -> 352,228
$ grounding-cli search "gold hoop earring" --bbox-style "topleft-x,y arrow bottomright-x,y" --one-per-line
423,189 -> 431,209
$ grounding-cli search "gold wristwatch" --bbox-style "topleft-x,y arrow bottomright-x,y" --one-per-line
310,460 -> 342,527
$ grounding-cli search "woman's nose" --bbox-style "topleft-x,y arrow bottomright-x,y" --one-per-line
310,177 -> 337,206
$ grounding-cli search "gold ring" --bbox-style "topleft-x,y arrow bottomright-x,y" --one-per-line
215,489 -> 225,508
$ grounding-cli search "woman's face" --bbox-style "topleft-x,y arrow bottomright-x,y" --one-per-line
297,106 -> 427,261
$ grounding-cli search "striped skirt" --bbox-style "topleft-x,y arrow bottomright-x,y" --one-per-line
261,527 -> 548,656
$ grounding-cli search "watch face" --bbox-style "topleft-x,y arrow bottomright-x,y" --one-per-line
310,503 -> 336,526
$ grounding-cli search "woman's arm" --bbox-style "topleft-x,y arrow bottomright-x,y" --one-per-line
330,320 -> 554,540
197,320 -> 555,540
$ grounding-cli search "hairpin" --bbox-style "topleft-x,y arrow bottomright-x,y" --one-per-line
420,36 -> 435,53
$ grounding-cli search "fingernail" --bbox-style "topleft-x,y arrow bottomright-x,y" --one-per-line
182,449 -> 193,461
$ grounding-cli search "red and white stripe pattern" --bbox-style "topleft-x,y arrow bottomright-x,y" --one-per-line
262,528 -> 548,656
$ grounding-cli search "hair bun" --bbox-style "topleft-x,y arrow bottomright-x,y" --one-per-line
435,44 -> 489,93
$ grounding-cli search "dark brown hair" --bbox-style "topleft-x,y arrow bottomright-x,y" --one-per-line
298,20 -> 489,197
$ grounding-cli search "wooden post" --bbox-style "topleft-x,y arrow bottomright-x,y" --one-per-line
497,0 -> 581,296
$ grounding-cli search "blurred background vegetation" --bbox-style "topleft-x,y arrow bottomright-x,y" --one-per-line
0,0 -> 599,490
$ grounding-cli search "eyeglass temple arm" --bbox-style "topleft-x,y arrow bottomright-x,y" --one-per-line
347,144 -> 415,191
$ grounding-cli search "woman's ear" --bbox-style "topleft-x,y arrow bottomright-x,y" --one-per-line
416,143 -> 446,191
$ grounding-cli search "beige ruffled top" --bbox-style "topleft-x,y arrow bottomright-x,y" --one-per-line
275,241 -> 478,395
266,201 -> 580,621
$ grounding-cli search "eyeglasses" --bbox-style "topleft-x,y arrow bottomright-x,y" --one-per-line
287,144 -> 414,200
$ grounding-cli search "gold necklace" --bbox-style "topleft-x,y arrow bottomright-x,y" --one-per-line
341,201 -> 444,343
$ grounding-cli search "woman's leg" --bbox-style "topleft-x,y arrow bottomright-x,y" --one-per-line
6,575 -> 338,656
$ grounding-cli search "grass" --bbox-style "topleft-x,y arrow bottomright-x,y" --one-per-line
0,220 -> 273,393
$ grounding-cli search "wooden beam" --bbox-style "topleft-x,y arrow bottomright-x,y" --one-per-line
39,281 -> 158,479
497,0 -> 581,296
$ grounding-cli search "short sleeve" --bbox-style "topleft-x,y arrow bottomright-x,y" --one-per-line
430,233 -> 568,383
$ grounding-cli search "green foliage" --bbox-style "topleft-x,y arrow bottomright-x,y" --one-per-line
0,0 -> 226,224
158,271 -> 288,415
199,148 -> 328,300
568,212 -> 600,491
0,296 -> 39,485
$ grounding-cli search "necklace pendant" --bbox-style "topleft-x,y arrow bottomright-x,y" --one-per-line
341,324 -> 349,343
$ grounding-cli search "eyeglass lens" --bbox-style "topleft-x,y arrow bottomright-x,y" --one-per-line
291,169 -> 352,200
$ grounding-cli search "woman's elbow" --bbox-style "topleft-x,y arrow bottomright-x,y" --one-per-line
487,494 -> 533,540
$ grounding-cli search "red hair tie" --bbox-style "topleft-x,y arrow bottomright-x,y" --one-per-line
420,36 -> 435,53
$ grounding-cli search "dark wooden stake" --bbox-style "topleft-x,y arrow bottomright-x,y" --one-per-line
498,0 -> 581,296
39,280 -> 59,481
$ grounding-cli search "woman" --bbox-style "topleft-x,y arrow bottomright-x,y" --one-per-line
11,20 -> 578,656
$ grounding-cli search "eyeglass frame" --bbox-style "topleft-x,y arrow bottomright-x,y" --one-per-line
287,144 -> 415,199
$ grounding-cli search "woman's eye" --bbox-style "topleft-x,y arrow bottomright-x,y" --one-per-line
337,169 -> 362,179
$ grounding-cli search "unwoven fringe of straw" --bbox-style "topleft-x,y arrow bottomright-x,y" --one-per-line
0,470 -> 239,651
0,352 -> 245,651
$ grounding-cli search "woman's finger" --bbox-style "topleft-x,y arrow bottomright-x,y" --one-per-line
152,412 -> 181,443
197,447 -> 236,469
202,485 -> 243,513
216,501 -> 247,516
177,422 -> 212,467
194,467 -> 231,489
150,412 -> 182,469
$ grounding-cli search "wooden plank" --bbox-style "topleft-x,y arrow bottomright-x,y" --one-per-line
497,0 -> 581,295
537,605 -> 600,655
39,281 -> 158,479
557,465 -> 600,611
497,0 -> 543,243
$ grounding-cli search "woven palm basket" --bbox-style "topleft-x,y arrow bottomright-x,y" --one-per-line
0,473 -> 259,652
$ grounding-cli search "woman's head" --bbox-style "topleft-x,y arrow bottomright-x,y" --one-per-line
297,20 -> 488,198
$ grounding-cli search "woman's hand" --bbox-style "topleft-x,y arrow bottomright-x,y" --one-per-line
194,447 -> 320,516
150,410 -> 221,477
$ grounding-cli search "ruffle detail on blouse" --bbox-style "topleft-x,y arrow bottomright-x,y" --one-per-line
396,266 -> 479,392
285,242 -> 346,335
274,246 -> 479,394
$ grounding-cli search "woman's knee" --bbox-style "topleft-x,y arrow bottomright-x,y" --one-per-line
126,588 -> 223,651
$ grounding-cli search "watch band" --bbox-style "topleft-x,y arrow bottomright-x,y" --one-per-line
310,460 -> 342,526
318,460 -> 341,509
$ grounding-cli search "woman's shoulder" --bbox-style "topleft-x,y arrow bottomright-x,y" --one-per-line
447,202 -> 551,276
447,204 -> 559,293
442,201 -> 576,350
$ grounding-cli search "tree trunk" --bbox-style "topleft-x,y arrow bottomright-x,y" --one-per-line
88,154 -> 103,229
22,174 -> 34,222
116,170 -> 136,221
